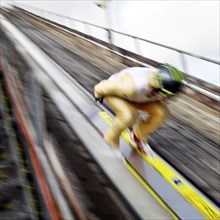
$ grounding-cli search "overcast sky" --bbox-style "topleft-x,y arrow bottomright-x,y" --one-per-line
2,0 -> 220,85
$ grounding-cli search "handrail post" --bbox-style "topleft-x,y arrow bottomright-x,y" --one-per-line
180,52 -> 188,74
107,28 -> 113,45
106,28 -> 115,54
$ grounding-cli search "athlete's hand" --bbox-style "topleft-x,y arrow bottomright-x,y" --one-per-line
93,91 -> 103,103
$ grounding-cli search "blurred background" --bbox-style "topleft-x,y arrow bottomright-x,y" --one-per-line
0,1 -> 219,219
2,0 -> 220,86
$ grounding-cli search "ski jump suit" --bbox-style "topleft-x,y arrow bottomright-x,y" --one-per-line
94,67 -> 168,148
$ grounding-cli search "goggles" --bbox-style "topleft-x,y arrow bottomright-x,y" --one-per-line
153,88 -> 173,98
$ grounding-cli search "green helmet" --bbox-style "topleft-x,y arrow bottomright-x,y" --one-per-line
154,64 -> 185,96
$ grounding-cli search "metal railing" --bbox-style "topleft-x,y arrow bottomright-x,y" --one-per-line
7,4 -> 220,102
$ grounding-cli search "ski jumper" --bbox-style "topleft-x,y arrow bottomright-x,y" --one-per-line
94,67 -> 168,148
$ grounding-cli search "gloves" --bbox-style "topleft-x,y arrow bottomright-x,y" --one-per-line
93,91 -> 103,103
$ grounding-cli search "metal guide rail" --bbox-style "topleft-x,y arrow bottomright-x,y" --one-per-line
1,14 -> 220,219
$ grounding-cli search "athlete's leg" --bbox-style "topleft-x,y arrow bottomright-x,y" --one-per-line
133,102 -> 168,141
104,96 -> 137,148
